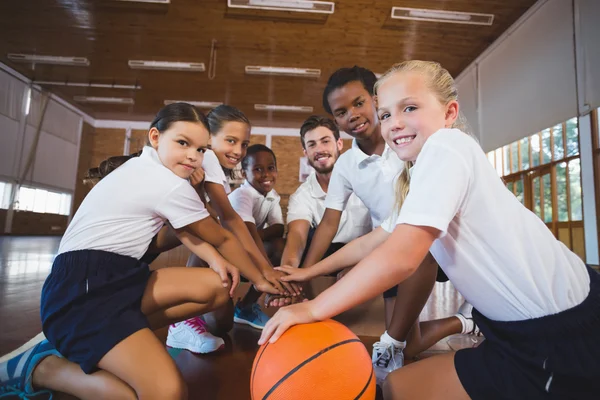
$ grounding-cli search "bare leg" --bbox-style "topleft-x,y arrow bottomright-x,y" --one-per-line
404,317 -> 462,360
383,352 -> 469,400
384,297 -> 396,329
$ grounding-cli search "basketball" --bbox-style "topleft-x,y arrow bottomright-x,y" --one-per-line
251,319 -> 376,400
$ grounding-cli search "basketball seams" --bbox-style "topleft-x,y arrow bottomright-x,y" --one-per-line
251,341 -> 270,398
261,338 -> 361,400
354,365 -> 374,399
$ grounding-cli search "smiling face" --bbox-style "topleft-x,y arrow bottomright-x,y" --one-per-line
327,81 -> 379,140
302,126 -> 343,174
377,71 -> 458,162
148,120 -> 209,179
210,121 -> 251,169
243,150 -> 278,195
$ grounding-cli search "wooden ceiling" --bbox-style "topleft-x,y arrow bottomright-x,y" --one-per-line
0,0 -> 536,127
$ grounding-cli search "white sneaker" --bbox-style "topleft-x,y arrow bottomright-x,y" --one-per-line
372,341 -> 404,385
166,317 -> 225,354
457,301 -> 483,336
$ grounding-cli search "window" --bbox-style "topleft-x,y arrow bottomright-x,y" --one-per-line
14,185 -> 71,216
0,181 -> 12,209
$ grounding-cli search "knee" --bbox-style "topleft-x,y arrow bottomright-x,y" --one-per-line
382,372 -> 403,400
139,376 -> 187,400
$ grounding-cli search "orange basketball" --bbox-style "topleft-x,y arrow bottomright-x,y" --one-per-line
251,319 -> 376,400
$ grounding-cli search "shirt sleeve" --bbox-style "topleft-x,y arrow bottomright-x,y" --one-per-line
323,160 -> 353,211
155,181 -> 210,229
228,188 -> 256,224
267,200 -> 284,226
286,190 -> 314,224
386,138 -> 471,234
202,150 -> 227,186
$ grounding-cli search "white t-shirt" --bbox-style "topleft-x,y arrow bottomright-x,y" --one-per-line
287,170 -> 372,243
324,140 -> 403,228
203,149 -> 230,194
59,146 -> 210,259
228,180 -> 283,229
381,129 -> 590,321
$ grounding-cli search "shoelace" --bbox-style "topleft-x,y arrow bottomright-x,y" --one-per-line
251,304 -> 265,320
183,317 -> 208,334
373,344 -> 393,368
0,385 -> 54,399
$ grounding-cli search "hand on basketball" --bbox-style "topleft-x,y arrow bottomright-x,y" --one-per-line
258,301 -> 317,345
209,257 -> 240,297
190,167 -> 205,188
274,265 -> 314,283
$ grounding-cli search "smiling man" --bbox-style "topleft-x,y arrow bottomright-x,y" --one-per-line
280,115 -> 372,269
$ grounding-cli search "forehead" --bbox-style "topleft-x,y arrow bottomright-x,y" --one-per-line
377,71 -> 429,106
247,151 -> 275,165
304,126 -> 335,142
327,80 -> 371,108
217,121 -> 250,140
166,121 -> 209,144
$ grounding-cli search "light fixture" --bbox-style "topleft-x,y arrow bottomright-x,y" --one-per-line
254,104 -> 313,113
164,100 -> 223,108
228,0 -> 334,14
74,96 -> 134,105
128,60 -> 205,71
7,53 -> 90,66
116,0 -> 170,3
391,7 -> 494,26
245,65 -> 321,78
34,81 -> 141,90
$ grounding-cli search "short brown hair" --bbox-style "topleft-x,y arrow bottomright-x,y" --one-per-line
299,115 -> 339,149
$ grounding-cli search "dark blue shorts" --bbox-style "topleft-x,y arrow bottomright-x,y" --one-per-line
455,266 -> 600,399
41,250 -> 151,374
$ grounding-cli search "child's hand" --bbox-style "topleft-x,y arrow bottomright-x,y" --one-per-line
253,278 -> 280,295
209,258 -> 240,298
258,301 -> 318,345
274,265 -> 314,283
265,293 -> 307,308
264,269 -> 302,296
190,167 -> 205,188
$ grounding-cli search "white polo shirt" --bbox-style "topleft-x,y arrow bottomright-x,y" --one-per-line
382,129 -> 590,322
287,170 -> 372,243
59,146 -> 209,259
324,140 -> 403,228
228,180 -> 283,229
203,149 -> 230,194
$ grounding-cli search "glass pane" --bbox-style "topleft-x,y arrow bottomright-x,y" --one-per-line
33,189 -> 48,213
533,176 -> 541,219
503,145 -> 511,176
553,124 -> 564,160
46,191 -> 61,214
16,187 -> 35,211
507,182 -> 514,194
566,118 -> 579,156
541,129 -> 552,164
60,194 -> 72,216
520,138 -> 530,170
515,179 -> 524,204
511,142 -> 519,173
0,181 -> 11,209
531,133 -> 541,167
569,159 -> 582,220
495,148 -> 503,176
556,162 -> 569,222
487,152 -> 494,167
542,173 -> 552,223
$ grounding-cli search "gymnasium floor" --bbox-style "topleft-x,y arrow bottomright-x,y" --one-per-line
0,236 -> 473,400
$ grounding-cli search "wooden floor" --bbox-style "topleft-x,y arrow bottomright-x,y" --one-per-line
0,236 -> 474,400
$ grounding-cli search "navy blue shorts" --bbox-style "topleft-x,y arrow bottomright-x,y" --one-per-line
41,250 -> 151,374
455,266 -> 600,399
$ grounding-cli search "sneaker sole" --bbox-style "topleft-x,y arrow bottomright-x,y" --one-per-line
165,337 -> 225,354
233,316 -> 264,330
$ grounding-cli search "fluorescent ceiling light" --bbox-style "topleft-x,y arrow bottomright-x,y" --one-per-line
128,60 -> 205,71
164,100 -> 223,108
35,81 -> 141,90
228,0 -> 334,14
254,104 -> 313,113
245,65 -> 321,78
116,0 -> 170,3
7,53 -> 90,66
391,7 -> 494,26
74,96 -> 134,105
